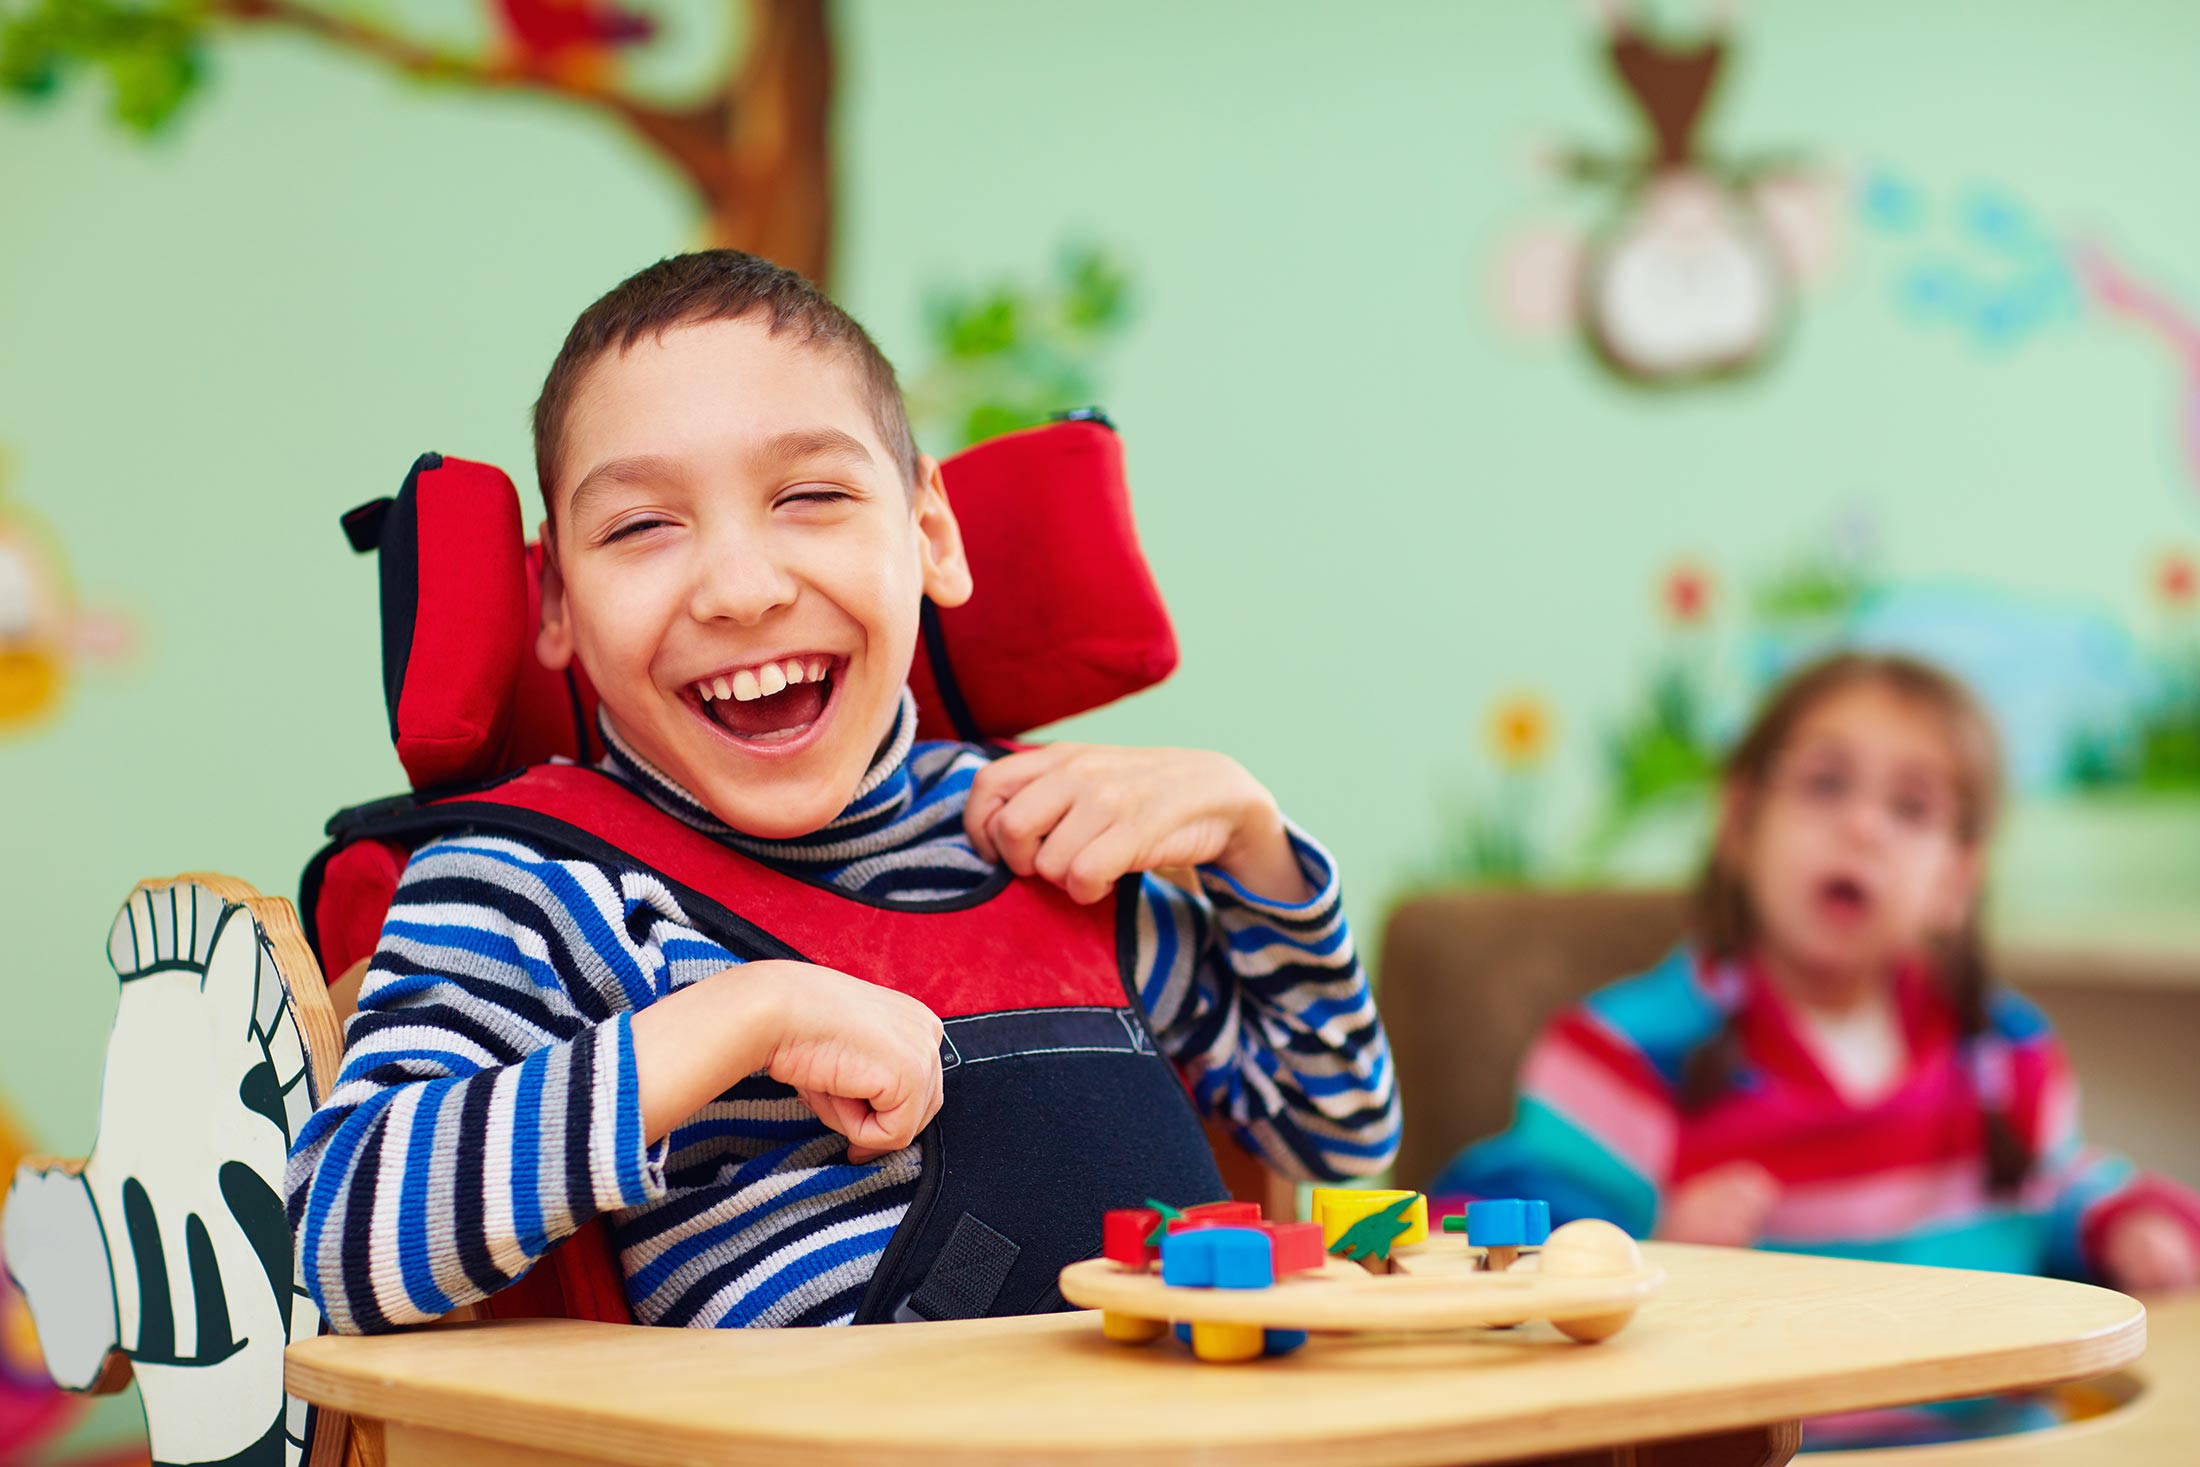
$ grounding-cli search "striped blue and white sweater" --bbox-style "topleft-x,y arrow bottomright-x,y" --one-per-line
286,693 -> 1398,1334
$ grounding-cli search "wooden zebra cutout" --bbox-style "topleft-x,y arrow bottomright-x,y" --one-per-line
3,877 -> 347,1467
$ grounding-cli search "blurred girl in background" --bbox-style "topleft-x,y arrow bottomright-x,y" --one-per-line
1436,652 -> 2200,1294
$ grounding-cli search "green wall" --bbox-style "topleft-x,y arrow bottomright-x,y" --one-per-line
5,0 -> 2200,1193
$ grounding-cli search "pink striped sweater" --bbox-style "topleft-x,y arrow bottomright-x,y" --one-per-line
1433,945 -> 2200,1281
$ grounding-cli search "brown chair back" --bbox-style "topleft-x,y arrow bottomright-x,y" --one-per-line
1380,888 -> 1689,1191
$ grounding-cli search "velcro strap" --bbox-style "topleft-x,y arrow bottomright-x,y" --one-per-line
938,1006 -> 1154,1072
900,1213 -> 1020,1322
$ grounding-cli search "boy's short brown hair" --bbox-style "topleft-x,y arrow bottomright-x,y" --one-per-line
531,251 -> 921,516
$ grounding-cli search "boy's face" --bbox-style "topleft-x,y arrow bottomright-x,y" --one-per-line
538,317 -> 970,838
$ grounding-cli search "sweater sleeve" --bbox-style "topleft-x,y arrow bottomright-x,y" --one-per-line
284,836 -> 673,1333
1430,950 -> 1712,1238
1132,821 -> 1399,1182
1993,990 -> 2200,1283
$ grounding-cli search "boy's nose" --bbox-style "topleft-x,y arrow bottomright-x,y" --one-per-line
685,550 -> 798,625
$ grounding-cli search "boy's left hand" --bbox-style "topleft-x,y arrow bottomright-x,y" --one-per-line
966,743 -> 1311,906
2102,1206 -> 2200,1294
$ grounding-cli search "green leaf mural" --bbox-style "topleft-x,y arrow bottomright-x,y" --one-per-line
2064,557 -> 2200,793
908,245 -> 1135,454
1,0 -> 206,133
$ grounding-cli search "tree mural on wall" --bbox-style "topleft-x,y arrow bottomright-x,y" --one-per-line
0,0 -> 835,281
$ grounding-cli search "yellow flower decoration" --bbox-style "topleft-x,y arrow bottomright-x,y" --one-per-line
1487,693 -> 1555,770
0,452 -> 133,733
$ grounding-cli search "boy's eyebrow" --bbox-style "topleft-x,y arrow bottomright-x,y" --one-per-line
565,453 -> 687,522
752,427 -> 875,472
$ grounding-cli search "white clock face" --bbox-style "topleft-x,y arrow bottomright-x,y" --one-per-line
1586,173 -> 1788,380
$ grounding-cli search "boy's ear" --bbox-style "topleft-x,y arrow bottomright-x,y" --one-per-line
536,521 -> 575,671
913,456 -> 973,610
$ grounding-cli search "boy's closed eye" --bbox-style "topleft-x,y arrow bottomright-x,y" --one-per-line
776,485 -> 858,509
594,485 -> 856,545
602,517 -> 672,544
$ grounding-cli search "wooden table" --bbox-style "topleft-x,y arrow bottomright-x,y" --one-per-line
286,1245 -> 2144,1467
1808,1291 -> 2197,1467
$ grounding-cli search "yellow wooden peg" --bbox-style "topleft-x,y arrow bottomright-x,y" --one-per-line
1310,1188 -> 1428,1252
1101,1311 -> 1166,1344
1188,1320 -> 1265,1363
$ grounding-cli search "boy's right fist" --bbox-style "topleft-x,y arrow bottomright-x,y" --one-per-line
750,962 -> 946,1164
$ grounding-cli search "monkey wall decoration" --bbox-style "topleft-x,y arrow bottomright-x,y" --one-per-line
1494,0 -> 1843,386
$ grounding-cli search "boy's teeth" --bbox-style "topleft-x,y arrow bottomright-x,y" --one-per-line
694,659 -> 831,704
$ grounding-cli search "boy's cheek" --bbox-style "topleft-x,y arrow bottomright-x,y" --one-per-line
571,578 -> 672,677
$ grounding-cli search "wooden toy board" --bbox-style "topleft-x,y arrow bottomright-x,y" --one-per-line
1059,1232 -> 1664,1335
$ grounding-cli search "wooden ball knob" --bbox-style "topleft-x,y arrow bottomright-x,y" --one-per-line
1538,1219 -> 1642,1343
1540,1219 -> 1641,1277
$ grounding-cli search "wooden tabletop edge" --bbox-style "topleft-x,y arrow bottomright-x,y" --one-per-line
285,1305 -> 2149,1467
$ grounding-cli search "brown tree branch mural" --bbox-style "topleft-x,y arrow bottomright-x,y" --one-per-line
1,0 -> 835,281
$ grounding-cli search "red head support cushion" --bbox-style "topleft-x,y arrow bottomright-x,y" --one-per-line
340,415 -> 1176,791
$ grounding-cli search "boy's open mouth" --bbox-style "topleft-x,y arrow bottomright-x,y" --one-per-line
688,655 -> 838,745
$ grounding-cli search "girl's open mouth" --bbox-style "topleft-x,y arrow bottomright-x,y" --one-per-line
688,655 -> 839,747
1815,874 -> 1871,925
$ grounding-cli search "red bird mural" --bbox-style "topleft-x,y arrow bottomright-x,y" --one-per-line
494,0 -> 657,86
